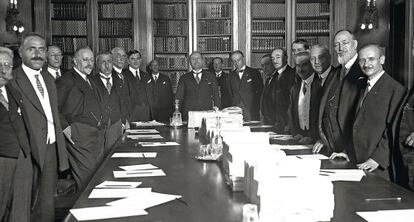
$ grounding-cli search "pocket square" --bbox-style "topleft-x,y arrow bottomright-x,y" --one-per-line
247,79 -> 252,83
208,82 -> 212,85
147,79 -> 152,84
163,81 -> 166,85
17,107 -> 21,116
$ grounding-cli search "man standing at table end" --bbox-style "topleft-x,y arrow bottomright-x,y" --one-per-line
13,32 -> 69,222
228,50 -> 263,122
175,51 -> 220,120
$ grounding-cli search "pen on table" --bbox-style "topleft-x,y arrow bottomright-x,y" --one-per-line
364,197 -> 402,202
296,156 -> 302,159
319,173 -> 330,176
176,198 -> 188,206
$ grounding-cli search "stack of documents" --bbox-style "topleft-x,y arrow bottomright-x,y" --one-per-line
113,163 -> 166,178
127,134 -> 164,140
138,141 -> 180,147
132,120 -> 165,127
319,169 -> 365,181
357,209 -> 414,222
188,110 -> 243,128
126,129 -> 159,134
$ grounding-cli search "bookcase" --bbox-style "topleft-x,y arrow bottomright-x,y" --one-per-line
97,0 -> 134,52
196,0 -> 233,70
50,0 -> 88,71
152,0 -> 189,93
248,0 -> 335,68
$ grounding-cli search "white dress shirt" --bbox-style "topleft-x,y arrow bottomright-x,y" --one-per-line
152,73 -> 159,82
298,74 -> 315,131
215,70 -> 223,78
277,64 -> 288,79
238,65 -> 246,79
99,73 -> 113,87
344,54 -> 358,75
367,70 -> 385,92
22,64 -> 56,144
193,69 -> 203,80
129,66 -> 140,79
47,66 -> 61,79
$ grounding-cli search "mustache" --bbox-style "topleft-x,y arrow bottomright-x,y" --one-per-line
31,57 -> 44,61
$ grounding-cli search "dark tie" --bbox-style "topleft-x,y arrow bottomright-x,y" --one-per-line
265,76 -> 272,86
194,72 -> 201,84
302,82 -> 307,95
358,81 -> 370,113
0,88 -> 9,111
56,71 -> 60,78
118,72 -> 124,81
34,74 -> 44,98
135,70 -> 140,80
340,66 -> 347,81
103,77 -> 112,94
85,76 -> 92,88
315,75 -> 322,87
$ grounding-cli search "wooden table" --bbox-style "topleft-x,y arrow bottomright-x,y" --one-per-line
65,126 -> 414,222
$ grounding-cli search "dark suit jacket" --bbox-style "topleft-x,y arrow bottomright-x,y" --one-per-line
272,65 -> 296,131
12,66 -> 69,172
123,68 -> 151,121
319,66 -> 336,92
260,70 -> 278,125
216,71 -> 232,109
175,70 -> 220,120
112,69 -> 132,121
288,74 -> 322,142
0,84 -> 30,158
352,72 -> 406,167
145,73 -> 174,122
90,74 -> 127,125
318,62 -> 366,153
56,68 -> 105,130
228,66 -> 263,121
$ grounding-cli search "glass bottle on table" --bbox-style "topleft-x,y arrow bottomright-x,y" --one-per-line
210,107 -> 223,159
171,99 -> 183,127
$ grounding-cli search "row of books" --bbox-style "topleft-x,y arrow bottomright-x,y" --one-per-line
252,20 -> 285,34
153,21 -> 188,36
154,37 -> 187,53
297,36 -> 330,48
251,3 -> 285,18
199,20 -> 231,35
297,3 -> 330,17
198,37 -> 231,52
296,19 -> 330,34
52,3 -> 86,19
98,2 -> 132,18
154,55 -> 188,70
52,37 -> 87,53
99,20 -> 133,36
98,38 -> 133,53
198,3 -> 231,18
153,3 -> 187,19
252,37 -> 285,51
51,20 -> 87,36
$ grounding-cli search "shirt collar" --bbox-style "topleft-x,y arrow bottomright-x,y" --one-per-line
129,66 -> 139,74
113,66 -> 122,74
367,70 -> 385,89
344,54 -> 358,71
303,73 -> 315,85
22,63 -> 42,76
152,73 -> 159,77
238,65 -> 246,72
47,66 -> 60,77
319,66 -> 331,79
99,72 -> 112,79
193,69 -> 202,74
215,70 -> 223,77
277,64 -> 288,74
73,67 -> 88,81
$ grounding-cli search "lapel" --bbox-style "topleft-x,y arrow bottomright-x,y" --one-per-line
318,66 -> 340,125
72,70 -> 101,101
240,68 -> 250,86
6,84 -> 22,112
354,73 -> 386,122
14,66 -> 45,115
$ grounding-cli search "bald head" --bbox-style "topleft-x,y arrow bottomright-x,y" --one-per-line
358,44 -> 385,79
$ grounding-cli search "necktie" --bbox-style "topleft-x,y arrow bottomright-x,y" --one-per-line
135,70 -> 140,80
340,66 -> 347,81
103,77 -> 112,94
315,75 -> 322,87
265,76 -> 273,86
56,71 -> 60,78
302,82 -> 307,95
194,72 -> 201,84
34,74 -> 44,98
358,81 -> 370,113
0,88 -> 8,111
153,75 -> 158,83
85,76 -> 92,88
118,72 -> 124,81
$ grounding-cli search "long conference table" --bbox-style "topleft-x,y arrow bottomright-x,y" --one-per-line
65,126 -> 414,222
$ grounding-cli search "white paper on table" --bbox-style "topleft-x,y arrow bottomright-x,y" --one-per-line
127,134 -> 164,140
126,129 -> 159,134
119,164 -> 158,171
269,133 -> 294,140
88,188 -> 152,198
132,120 -> 165,127
271,144 -> 313,150
111,152 -> 157,158
107,191 -> 182,209
138,142 -> 180,147
357,209 -> 414,222
70,205 -> 147,221
294,154 -> 329,160
319,169 -> 365,182
95,181 -> 142,189
113,169 -> 166,178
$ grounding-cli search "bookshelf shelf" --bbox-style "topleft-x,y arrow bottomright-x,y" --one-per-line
98,17 -> 132,20
297,15 -> 330,20
153,18 -> 188,21
198,34 -> 232,37
252,33 -> 285,37
252,17 -> 285,20
99,35 -> 133,38
198,17 -> 232,20
51,17 -> 87,21
154,34 -> 188,38
202,51 -> 232,54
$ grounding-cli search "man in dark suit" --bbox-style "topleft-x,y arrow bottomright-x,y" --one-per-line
270,47 -> 296,132
260,54 -> 278,125
0,47 -> 32,222
45,45 -> 63,79
56,46 -> 106,190
288,52 -> 321,144
13,33 -> 69,222
90,52 -> 124,156
123,50 -> 151,121
313,30 -> 367,158
228,50 -> 263,121
175,51 -> 220,120
212,57 -> 231,109
111,47 -> 131,126
146,59 -> 174,122
310,44 -> 335,90
351,44 -> 406,180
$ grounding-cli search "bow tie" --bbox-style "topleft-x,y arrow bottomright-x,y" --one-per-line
238,69 -> 245,73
